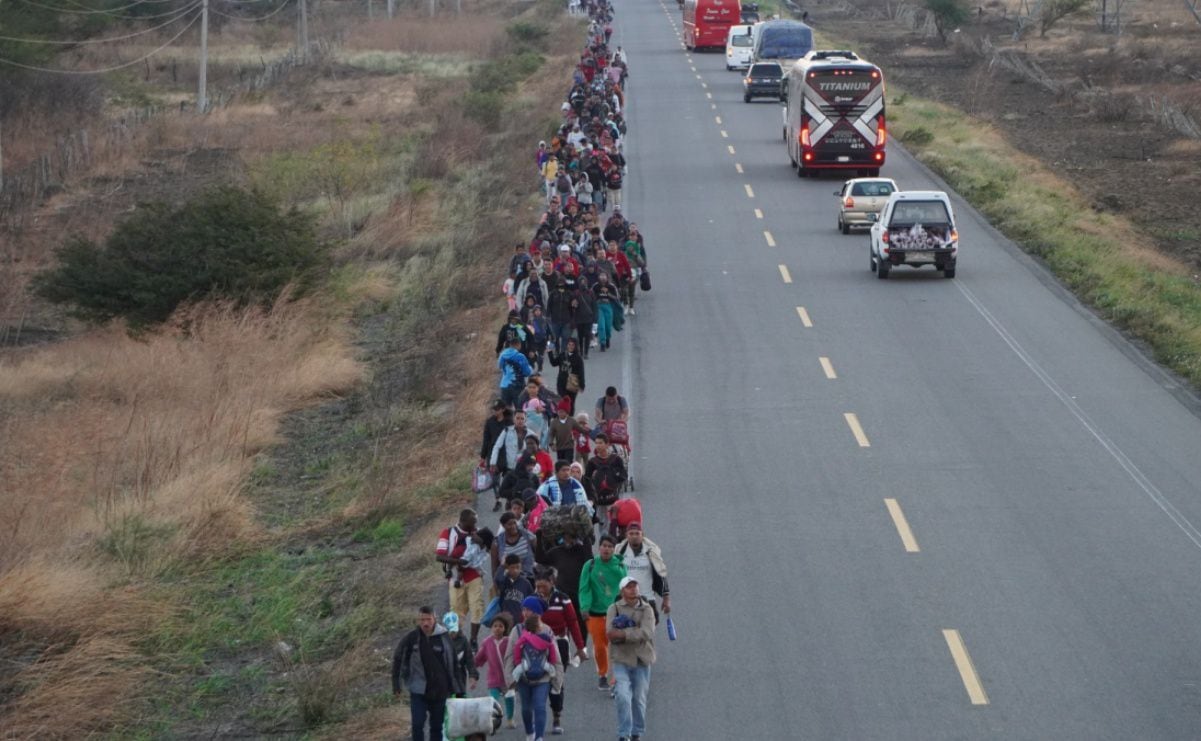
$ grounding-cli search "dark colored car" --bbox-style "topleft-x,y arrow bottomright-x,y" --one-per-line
743,62 -> 784,102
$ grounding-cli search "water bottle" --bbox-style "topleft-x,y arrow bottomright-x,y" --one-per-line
665,616 -> 677,641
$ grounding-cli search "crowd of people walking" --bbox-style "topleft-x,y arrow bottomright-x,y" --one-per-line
392,2 -> 671,739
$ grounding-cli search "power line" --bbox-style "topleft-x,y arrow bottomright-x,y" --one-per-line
0,5 -> 201,73
11,0 -> 184,15
0,1 -> 200,44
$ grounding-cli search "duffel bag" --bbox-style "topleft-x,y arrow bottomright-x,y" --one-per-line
639,269 -> 651,292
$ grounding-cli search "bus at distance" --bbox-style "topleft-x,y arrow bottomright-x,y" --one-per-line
784,50 -> 886,177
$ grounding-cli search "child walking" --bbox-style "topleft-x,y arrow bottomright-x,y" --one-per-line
474,614 -> 516,729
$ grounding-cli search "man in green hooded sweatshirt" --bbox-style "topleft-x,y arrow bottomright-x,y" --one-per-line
578,534 -> 627,691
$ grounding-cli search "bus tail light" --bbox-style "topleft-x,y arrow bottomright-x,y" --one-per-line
843,197 -> 854,208
874,152 -> 884,161
800,126 -> 810,147
803,152 -> 813,161
876,120 -> 887,147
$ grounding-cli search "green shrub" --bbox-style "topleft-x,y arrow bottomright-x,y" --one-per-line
463,89 -> 505,127
506,21 -> 549,51
34,186 -> 327,327
901,126 -> 934,146
924,0 -> 970,43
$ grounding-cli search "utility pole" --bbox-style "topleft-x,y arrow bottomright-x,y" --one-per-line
387,0 -> 395,18
367,0 -> 373,20
428,0 -> 435,16
298,0 -> 310,59
198,0 -> 209,112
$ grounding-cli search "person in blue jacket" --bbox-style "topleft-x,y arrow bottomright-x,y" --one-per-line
498,336 -> 534,408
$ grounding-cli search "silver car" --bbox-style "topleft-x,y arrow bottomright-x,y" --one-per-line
835,177 -> 898,234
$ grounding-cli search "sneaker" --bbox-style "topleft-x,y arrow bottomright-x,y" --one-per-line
492,499 -> 503,512
597,676 -> 609,691
628,307 -> 635,315
552,724 -> 563,735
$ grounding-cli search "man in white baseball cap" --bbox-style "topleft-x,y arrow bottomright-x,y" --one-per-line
606,575 -> 656,741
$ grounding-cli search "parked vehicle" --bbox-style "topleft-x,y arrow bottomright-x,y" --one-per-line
869,191 -> 959,279
725,24 -> 755,70
750,19 -> 813,68
743,62 -> 784,102
683,0 -> 741,51
835,177 -> 897,233
785,49 -> 886,178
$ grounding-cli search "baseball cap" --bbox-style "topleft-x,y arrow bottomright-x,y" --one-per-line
618,576 -> 638,590
625,521 -> 642,532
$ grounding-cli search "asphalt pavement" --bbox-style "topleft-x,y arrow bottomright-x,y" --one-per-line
483,1 -> 1201,738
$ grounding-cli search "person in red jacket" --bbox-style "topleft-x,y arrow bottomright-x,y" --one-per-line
606,241 -> 632,286
533,568 -> 587,735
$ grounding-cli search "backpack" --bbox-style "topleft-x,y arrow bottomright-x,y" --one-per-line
506,355 -> 527,389
519,628 -> 551,681
607,169 -> 623,188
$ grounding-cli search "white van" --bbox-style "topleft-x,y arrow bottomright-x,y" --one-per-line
725,24 -> 755,70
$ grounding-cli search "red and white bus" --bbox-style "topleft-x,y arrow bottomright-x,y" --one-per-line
784,50 -> 886,177
683,0 -> 741,51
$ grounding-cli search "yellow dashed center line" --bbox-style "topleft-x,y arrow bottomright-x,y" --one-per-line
943,630 -> 990,705
743,183 -> 754,198
796,306 -> 813,326
819,356 -> 836,378
778,264 -> 792,283
884,498 -> 920,553
763,230 -> 776,247
844,413 -> 870,447
735,163 -> 744,174
754,208 -> 763,219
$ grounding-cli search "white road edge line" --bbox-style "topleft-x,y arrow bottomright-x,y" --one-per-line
956,282 -> 1201,551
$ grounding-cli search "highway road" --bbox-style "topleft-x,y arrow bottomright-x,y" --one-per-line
510,1 -> 1201,738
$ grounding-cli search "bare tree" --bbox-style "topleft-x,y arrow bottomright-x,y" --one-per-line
925,0 -> 971,43
1184,0 -> 1201,26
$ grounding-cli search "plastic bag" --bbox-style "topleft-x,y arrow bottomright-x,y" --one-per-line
445,696 -> 501,737
472,466 -> 493,494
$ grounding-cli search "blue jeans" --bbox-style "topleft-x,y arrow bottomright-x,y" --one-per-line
550,321 -> 573,356
613,663 -> 651,738
517,680 -> 550,736
409,693 -> 446,741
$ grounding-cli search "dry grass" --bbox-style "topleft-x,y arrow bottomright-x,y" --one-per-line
343,13 -> 505,54
0,299 -> 363,570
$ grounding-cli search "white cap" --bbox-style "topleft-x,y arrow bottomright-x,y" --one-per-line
618,576 -> 638,590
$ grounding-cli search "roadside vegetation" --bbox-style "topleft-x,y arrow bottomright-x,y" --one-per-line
0,0 -> 583,737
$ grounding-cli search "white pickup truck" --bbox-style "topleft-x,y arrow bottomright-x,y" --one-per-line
869,191 -> 959,279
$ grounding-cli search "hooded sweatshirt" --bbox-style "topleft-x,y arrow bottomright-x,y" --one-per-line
498,346 -> 533,390
578,553 -> 627,617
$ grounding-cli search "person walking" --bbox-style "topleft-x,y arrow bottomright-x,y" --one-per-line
504,596 -> 565,741
492,511 -> 538,577
534,529 -> 594,650
435,510 -> 485,649
479,400 -> 509,505
474,614 -> 517,730
614,523 -> 670,623
498,336 -> 534,408
607,576 -> 656,741
592,272 -> 619,352
549,339 -> 586,415
537,460 -> 590,509
495,553 -> 536,626
392,606 -> 464,741
533,569 -> 587,735
548,398 -> 587,464
585,433 -> 627,534
441,612 -> 480,697
578,535 -> 626,691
